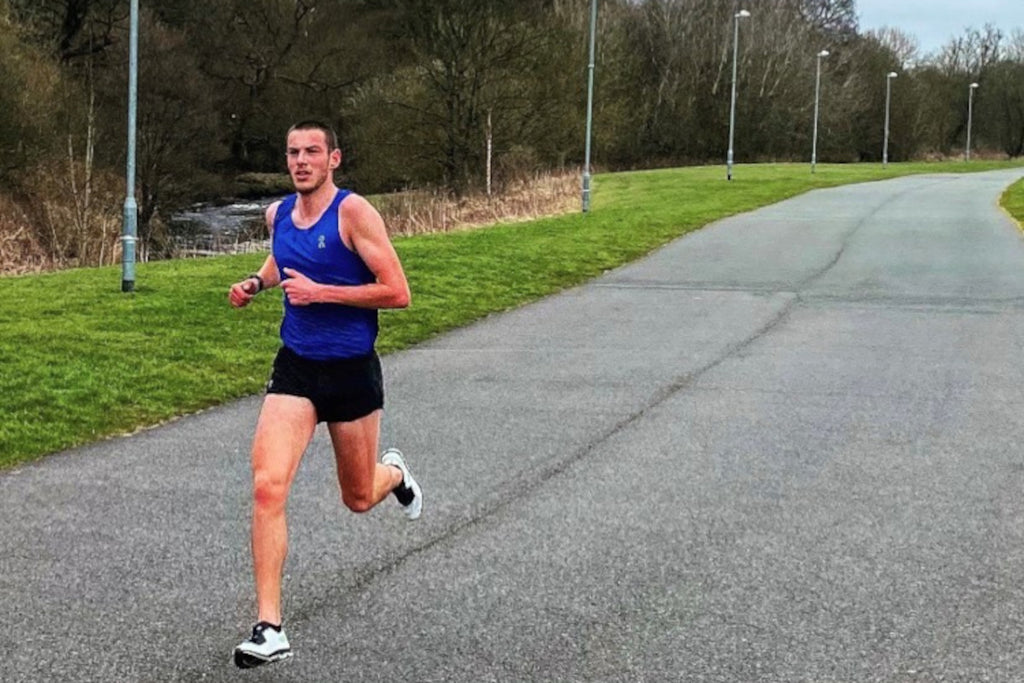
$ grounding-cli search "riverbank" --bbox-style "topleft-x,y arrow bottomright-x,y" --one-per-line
0,170 -> 578,274
168,170 -> 578,256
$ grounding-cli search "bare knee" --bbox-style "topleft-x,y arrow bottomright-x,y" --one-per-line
342,490 -> 374,514
253,470 -> 289,512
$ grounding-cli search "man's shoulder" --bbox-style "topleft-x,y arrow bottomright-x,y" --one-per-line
338,191 -> 380,223
339,189 -> 368,208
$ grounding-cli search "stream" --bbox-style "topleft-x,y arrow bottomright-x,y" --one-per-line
169,199 -> 275,255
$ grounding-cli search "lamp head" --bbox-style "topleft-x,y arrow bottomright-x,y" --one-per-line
818,50 -> 830,57
736,9 -> 751,18
970,82 -> 979,89
887,71 -> 898,79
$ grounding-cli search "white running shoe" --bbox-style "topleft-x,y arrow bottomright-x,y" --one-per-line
382,448 -> 422,520
233,621 -> 292,669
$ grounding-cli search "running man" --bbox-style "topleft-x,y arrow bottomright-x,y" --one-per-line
227,120 -> 422,669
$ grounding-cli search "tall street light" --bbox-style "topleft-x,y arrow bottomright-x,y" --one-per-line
121,0 -> 139,292
727,9 -> 751,181
882,71 -> 897,167
811,49 -> 829,174
581,0 -> 598,213
966,81 -> 980,161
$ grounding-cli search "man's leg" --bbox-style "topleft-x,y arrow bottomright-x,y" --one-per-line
251,394 -> 317,625
327,410 -> 403,513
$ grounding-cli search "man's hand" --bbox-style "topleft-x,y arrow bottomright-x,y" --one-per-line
280,268 -> 322,306
229,277 -> 260,308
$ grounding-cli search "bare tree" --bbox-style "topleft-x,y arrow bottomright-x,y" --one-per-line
6,0 -> 125,62
933,24 -> 1004,76
798,0 -> 856,38
867,27 -> 921,68
976,59 -> 1024,157
368,0 -> 568,194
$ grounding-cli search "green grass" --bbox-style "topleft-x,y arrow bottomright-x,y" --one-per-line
3,160 -> 1023,469
1002,177 -> 1024,228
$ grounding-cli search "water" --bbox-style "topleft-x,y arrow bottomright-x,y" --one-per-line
169,200 -> 276,255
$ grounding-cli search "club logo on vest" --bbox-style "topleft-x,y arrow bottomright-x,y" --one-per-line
318,235 -> 326,249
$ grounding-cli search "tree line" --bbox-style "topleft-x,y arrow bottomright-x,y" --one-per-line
0,0 -> 1022,268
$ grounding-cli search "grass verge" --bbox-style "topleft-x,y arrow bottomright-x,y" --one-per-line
3,160 -> 1023,469
1002,177 -> 1024,229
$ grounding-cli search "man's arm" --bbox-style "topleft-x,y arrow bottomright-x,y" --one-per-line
280,194 -> 410,309
229,202 -> 283,308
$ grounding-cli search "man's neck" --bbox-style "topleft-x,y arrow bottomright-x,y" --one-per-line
295,182 -> 338,221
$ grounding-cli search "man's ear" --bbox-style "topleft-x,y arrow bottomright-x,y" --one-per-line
330,148 -> 342,170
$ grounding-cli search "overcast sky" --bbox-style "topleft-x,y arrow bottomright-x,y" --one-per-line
856,0 -> 1024,56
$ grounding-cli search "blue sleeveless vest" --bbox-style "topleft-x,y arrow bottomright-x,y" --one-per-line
272,190 -> 378,360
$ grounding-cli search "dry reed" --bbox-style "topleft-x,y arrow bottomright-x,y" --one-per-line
377,170 -> 578,236
0,194 -> 51,275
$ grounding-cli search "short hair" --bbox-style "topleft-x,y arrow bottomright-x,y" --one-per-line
287,120 -> 338,151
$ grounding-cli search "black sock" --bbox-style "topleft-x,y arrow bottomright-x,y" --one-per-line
394,480 -> 415,506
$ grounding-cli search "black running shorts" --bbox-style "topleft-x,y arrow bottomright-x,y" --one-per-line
266,346 -> 384,423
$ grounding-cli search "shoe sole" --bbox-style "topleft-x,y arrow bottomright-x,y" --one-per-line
234,648 -> 293,669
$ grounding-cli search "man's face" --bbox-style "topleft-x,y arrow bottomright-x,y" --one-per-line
286,129 -> 340,195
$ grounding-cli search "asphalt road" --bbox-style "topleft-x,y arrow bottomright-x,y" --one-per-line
4,169 -> 1024,682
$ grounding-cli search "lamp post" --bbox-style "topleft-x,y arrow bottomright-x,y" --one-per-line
811,49 -> 829,174
726,9 -> 750,181
120,0 -> 139,292
966,81 -> 979,161
882,71 -> 897,167
581,0 -> 598,212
